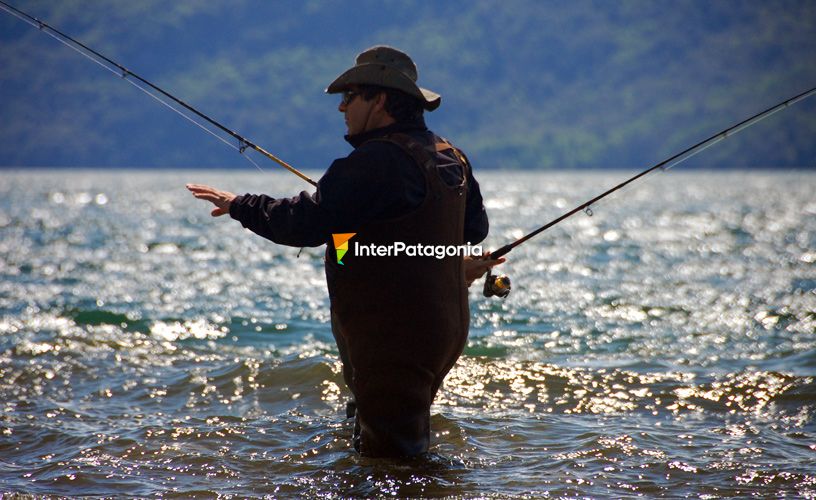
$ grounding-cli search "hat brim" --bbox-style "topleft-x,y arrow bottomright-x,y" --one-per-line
326,63 -> 441,111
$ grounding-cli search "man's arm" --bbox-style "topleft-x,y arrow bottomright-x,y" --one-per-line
457,152 -> 500,284
186,183 -> 328,247
461,153 -> 489,245
186,143 -> 413,248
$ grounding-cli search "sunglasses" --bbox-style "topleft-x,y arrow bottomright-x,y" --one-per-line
341,90 -> 359,106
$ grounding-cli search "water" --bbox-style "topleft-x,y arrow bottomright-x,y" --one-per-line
1,169 -> 814,498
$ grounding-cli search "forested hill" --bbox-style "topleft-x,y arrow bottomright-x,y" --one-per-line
1,0 -> 814,169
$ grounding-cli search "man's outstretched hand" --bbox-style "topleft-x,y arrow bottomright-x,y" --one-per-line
186,184 -> 237,217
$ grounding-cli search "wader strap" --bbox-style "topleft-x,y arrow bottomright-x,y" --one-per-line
375,133 -> 436,171
435,137 -> 470,173
371,133 -> 468,184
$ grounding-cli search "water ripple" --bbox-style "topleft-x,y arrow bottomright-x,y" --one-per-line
1,170 -> 814,497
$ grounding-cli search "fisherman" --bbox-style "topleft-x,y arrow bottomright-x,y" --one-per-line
187,46 -> 503,457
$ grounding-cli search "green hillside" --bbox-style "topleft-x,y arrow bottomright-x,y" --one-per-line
1,0 -> 814,169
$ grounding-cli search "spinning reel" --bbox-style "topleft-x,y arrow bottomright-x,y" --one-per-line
483,271 -> 512,298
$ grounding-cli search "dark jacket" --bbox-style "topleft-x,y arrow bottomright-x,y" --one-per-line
229,117 -> 488,247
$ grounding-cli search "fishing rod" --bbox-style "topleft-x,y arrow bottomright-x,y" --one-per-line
0,0 -> 317,186
483,84 -> 816,298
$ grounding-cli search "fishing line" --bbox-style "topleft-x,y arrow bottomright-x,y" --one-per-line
0,0 -> 312,184
482,84 -> 816,298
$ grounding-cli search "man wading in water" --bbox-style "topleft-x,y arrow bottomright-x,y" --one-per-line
187,46 -> 504,457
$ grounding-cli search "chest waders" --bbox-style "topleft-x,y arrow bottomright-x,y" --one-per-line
325,133 -> 470,457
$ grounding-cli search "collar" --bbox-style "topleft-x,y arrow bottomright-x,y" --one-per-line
344,116 -> 428,148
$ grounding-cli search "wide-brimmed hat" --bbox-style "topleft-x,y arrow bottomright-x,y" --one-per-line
326,46 -> 441,111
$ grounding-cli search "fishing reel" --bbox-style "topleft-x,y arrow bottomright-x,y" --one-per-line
483,271 -> 512,298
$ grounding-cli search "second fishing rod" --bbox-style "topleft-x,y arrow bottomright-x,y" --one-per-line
482,84 -> 816,299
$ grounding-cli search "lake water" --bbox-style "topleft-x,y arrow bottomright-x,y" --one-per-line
1,169 -> 814,497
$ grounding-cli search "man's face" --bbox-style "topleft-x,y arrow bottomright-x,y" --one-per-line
339,87 -> 376,136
